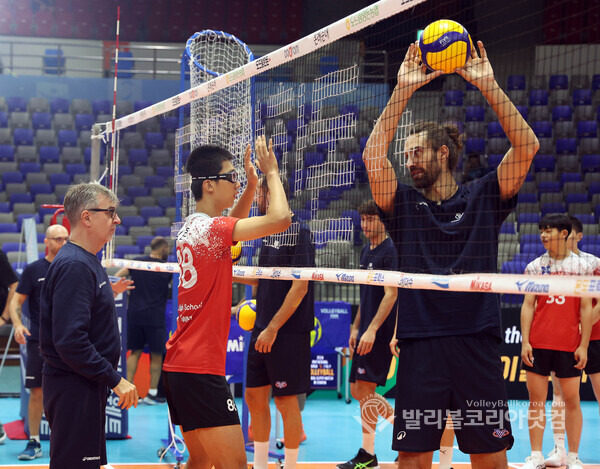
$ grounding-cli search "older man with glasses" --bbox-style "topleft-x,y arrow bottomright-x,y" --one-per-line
39,182 -> 139,469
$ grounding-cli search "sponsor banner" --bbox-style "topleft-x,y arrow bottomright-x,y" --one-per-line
225,318 -> 246,384
107,259 -> 600,298
99,0 -> 426,135
310,348 -> 338,389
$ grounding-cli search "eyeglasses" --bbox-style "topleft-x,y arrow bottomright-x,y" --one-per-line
48,237 -> 69,243
192,171 -> 238,184
88,206 -> 117,220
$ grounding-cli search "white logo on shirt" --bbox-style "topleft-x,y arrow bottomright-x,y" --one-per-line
98,281 -> 106,288
451,212 -> 464,223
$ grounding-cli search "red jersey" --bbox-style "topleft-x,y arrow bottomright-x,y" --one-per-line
163,213 -> 238,375
525,252 -> 593,352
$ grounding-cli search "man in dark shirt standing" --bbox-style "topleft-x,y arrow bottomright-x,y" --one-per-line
40,182 -> 138,469
9,224 -> 69,460
116,236 -> 172,404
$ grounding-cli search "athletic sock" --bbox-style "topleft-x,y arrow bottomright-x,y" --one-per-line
253,441 -> 269,469
439,445 -> 453,469
284,447 -> 299,469
532,451 -> 544,461
567,452 -> 579,462
148,388 -> 158,397
30,435 -> 40,443
362,433 -> 375,456
554,433 -> 566,449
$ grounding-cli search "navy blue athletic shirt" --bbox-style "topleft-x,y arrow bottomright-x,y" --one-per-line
0,249 -> 18,313
379,171 -> 517,340
40,242 -> 121,389
127,255 -> 172,327
255,215 -> 315,334
358,237 -> 398,342
16,258 -> 50,341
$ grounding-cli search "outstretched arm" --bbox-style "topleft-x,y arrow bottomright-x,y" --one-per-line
456,41 -> 539,200
363,42 -> 442,214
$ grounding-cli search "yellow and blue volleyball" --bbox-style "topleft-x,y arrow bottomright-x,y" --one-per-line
231,241 -> 242,264
418,19 -> 472,74
236,299 -> 256,331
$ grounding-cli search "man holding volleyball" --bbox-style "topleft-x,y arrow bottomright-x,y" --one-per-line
363,39 -> 539,469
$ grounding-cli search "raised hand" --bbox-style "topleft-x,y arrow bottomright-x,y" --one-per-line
243,143 -> 258,187
254,135 -> 279,176
455,40 -> 495,91
397,42 -> 443,94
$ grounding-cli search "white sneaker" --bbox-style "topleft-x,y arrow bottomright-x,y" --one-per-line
566,456 -> 583,469
545,445 -> 567,467
522,454 -> 546,469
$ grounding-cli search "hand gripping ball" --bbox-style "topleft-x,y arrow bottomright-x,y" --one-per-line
418,19 -> 473,74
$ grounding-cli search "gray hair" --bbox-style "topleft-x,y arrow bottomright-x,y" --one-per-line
63,182 -> 119,227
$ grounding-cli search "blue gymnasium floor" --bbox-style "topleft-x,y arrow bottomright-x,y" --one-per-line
0,393 -> 599,468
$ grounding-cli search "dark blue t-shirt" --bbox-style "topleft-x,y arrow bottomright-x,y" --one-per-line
379,171 -> 517,340
40,242 -> 121,389
358,237 -> 398,342
0,249 -> 18,313
16,258 -> 50,341
127,255 -> 172,327
255,216 -> 315,334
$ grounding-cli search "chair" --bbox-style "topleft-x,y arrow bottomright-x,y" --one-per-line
13,128 -> 34,146
32,112 -> 52,130
133,166 -> 153,179
444,90 -> 464,106
529,90 -> 549,106
35,129 -> 57,147
160,116 -> 178,134
574,105 -> 594,122
577,121 -> 598,139
517,193 -> 538,204
1,171 -> 23,184
549,89 -> 570,107
145,132 -> 164,150
53,113 -> 74,130
15,146 -> 37,164
144,175 -> 166,189
507,90 -> 527,106
28,97 -> 50,114
49,173 -> 71,188
57,129 -> 78,148
128,148 -> 149,166
465,138 -> 485,154
487,122 -> 506,138
120,216 -> 145,230
529,106 -> 551,122
140,206 -> 164,222
541,202 -> 566,216
554,121 -> 575,139
91,99 -> 111,116
50,98 -> 69,114
61,147 -> 84,165
74,113 -> 95,133
147,216 -> 171,233
127,187 -> 149,199
22,164 -> 43,177
531,121 -> 552,138
0,144 -> 15,162
559,172 -> 582,186
464,121 -> 486,138
149,149 -> 171,168
6,97 -> 27,113
120,132 -> 143,149
507,75 -> 526,90
573,89 -> 592,106
568,202 -> 592,216
487,138 -> 509,154
115,245 -> 142,258
556,138 -> 577,154
65,163 -> 87,176
581,154 -> 600,173
533,154 -> 555,173
551,105 -> 573,122
39,146 -> 60,164
549,74 -> 568,90
518,212 -> 541,227
539,192 -> 563,205
133,196 -> 156,208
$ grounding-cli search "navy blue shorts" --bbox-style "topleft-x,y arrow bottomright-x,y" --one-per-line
521,348 -> 582,378
585,340 -> 600,375
42,372 -> 108,469
246,329 -> 311,396
349,336 -> 394,386
127,324 -> 166,354
163,371 -> 240,432
25,339 -> 43,389
392,333 -> 513,454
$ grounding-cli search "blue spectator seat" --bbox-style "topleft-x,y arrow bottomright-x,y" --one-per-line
559,172 -> 582,186
39,146 -> 60,164
565,193 -> 588,206
13,128 -> 33,146
16,214 -> 39,232
319,56 -> 339,75
541,202 -> 566,216
118,165 -> 133,176
582,154 -> 600,173
529,89 -> 549,106
160,116 -> 178,134
533,154 -> 555,172
577,121 -> 598,139
487,154 -> 503,168
500,222 -> 516,234
556,138 -> 577,154
507,75 -> 526,90
136,235 -> 155,251
2,242 -> 22,253
9,193 -> 33,206
552,105 -> 572,122
305,152 -> 326,167
0,202 -> 9,213
144,175 -> 166,189
340,104 -> 360,119
487,122 -> 506,138
465,138 -> 485,154
0,223 -> 18,233
30,184 -> 53,196
574,214 -> 596,224
49,173 -> 71,188
0,145 -> 15,162
531,121 -> 552,138
145,132 -> 164,150
538,181 -> 560,193
154,227 -> 171,237
140,206 -> 164,222
573,89 -> 592,106
128,148 -> 149,166
57,129 -> 78,148
516,106 -> 528,121
32,112 -> 52,130
548,74 -> 568,89
115,245 -> 142,258
65,163 -> 86,175
158,196 -> 175,209
518,212 -> 540,226
7,97 -> 27,112
134,100 -> 152,112
74,113 -> 95,132
127,187 -> 150,198
2,171 -> 23,184
20,162 -> 41,174
0,111 -> 7,128
593,74 -> 600,91
120,216 -> 145,229
444,90 -> 464,106
50,98 -> 69,114
517,193 -> 538,204
156,166 -> 174,178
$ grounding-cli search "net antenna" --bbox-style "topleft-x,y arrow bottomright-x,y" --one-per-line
174,30 -> 254,235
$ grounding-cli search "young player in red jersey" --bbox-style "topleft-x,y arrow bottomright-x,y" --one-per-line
162,136 -> 290,469
544,215 -> 600,466
520,214 -> 593,469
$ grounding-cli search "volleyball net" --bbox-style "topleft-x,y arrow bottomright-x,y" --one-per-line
97,0 -> 600,302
